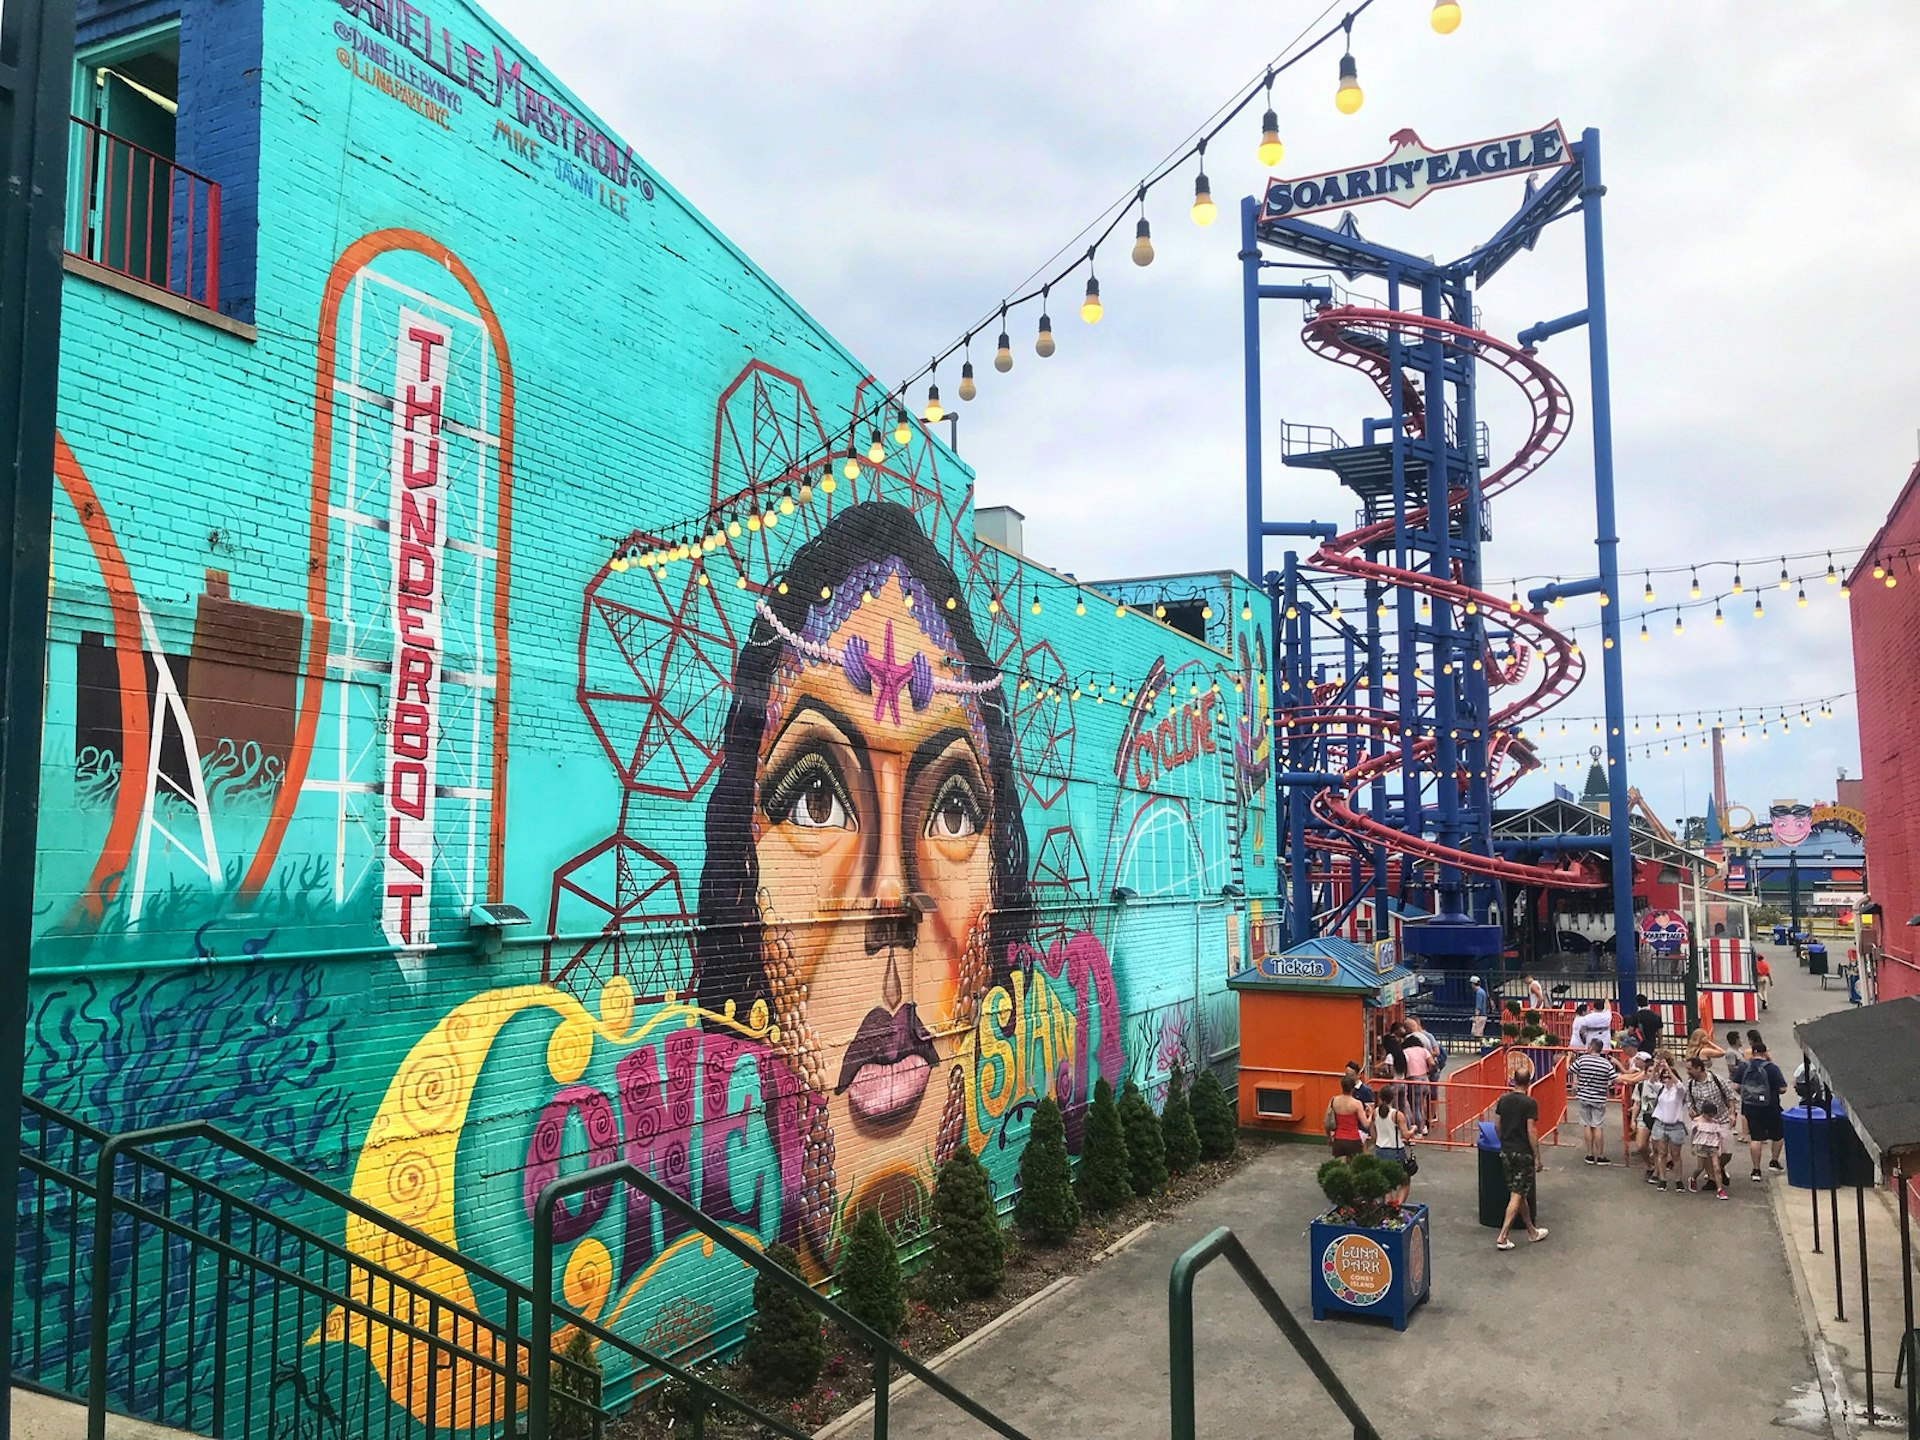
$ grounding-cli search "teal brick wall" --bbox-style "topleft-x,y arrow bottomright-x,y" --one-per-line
23,0 -> 1280,1423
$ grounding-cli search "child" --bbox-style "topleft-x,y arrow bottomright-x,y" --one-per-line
1691,1100 -> 1729,1199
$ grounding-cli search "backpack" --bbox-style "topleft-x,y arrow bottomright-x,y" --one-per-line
1740,1058 -> 1776,1108
1424,1032 -> 1449,1073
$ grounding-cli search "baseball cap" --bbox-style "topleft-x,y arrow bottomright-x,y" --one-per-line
1470,975 -> 1481,984
1635,1051 -> 1653,1062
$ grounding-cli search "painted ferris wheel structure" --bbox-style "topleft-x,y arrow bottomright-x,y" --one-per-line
1245,127 -> 1640,1001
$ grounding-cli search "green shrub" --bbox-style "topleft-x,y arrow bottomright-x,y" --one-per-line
837,1206 -> 905,1340
1317,1154 -> 1408,1228
743,1242 -> 825,1399
1075,1077 -> 1133,1214
1189,1067 -> 1237,1161
1160,1064 -> 1201,1174
1015,1095 -> 1081,1245
549,1328 -> 602,1440
926,1146 -> 1004,1300
1118,1080 -> 1168,1196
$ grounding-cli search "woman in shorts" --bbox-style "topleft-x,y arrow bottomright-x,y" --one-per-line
1325,1074 -> 1369,1160
1371,1081 -> 1414,1203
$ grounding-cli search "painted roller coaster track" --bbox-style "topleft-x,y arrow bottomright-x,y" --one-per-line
1292,305 -> 1601,889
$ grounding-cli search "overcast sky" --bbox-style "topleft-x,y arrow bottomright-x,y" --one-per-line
489,0 -> 1920,829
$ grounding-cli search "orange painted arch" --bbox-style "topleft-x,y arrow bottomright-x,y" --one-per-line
242,228 -> 516,903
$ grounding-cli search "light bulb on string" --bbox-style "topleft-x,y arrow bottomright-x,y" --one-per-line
1752,596 -> 1764,618
1643,573 -> 1654,603
1731,567 -> 1743,594
923,365 -> 943,425
1887,572 -> 1899,588
1241,602 -> 1253,621
1075,594 -> 1087,617
1841,578 -> 1852,599
1509,590 -> 1520,612
1030,597 -> 1042,616
1081,250 -> 1103,323
797,474 -> 813,504
1825,554 -> 1837,584
1334,20 -> 1363,114
1713,605 -> 1723,626
994,305 -> 1013,374
1778,559 -> 1791,590
1257,71 -> 1284,165
779,486 -> 795,516
1036,287 -> 1056,357
1797,587 -> 1808,608
1638,621 -> 1649,642
1673,613 -> 1683,636
1689,569 -> 1701,599
1431,0 -> 1462,34
1114,602 -> 1127,618
868,432 -> 885,464
1191,142 -> 1216,226
1872,557 -> 1886,579
959,335 -> 977,402
1131,187 -> 1154,266
894,408 -> 912,445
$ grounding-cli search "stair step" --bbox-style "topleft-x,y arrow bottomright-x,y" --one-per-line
11,1388 -> 203,1440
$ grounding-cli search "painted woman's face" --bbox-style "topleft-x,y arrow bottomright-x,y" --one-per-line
752,574 -> 995,1227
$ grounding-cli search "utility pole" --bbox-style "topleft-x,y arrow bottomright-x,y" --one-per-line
0,0 -> 76,1425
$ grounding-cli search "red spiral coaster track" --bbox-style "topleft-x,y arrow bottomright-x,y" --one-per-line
1292,305 -> 1602,890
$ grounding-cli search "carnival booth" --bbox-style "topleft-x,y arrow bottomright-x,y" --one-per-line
1229,937 -> 1421,1138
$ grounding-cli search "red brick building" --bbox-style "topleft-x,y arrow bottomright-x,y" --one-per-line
1848,459 -> 1920,1000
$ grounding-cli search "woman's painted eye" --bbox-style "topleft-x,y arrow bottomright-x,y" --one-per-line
925,776 -> 982,840
767,755 -> 856,831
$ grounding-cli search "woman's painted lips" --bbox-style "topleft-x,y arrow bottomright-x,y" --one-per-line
837,1004 -> 938,1125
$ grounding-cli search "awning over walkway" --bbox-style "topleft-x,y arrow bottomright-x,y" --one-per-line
1795,995 -> 1920,1172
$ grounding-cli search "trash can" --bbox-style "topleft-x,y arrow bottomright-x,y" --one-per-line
1783,1101 -> 1875,1188
1806,943 -> 1828,977
1476,1120 -> 1540,1228
1772,924 -> 1789,944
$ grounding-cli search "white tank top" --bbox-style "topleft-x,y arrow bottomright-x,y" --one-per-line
1375,1107 -> 1403,1149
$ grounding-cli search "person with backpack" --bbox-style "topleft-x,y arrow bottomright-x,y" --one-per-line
1739,1037 -> 1788,1179
1722,1029 -> 1749,1143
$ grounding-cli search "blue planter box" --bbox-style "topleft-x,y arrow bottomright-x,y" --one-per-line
1309,1203 -> 1431,1331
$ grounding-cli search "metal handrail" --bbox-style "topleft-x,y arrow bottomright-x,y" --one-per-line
533,1163 -> 1036,1440
1168,1226 -> 1382,1440
66,112 -> 220,307
75,1116 -> 614,1439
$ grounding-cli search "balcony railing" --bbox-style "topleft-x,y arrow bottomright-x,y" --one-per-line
66,114 -> 219,310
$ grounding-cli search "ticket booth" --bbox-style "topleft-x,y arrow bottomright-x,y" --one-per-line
1229,937 -> 1420,1139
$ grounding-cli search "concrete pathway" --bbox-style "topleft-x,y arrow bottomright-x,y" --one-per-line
10,1388 -> 198,1440
876,963 -> 1842,1439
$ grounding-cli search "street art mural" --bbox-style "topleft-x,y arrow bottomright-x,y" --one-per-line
20,0 -> 1277,1428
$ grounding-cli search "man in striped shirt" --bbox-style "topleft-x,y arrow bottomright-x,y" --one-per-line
1569,1038 -> 1619,1165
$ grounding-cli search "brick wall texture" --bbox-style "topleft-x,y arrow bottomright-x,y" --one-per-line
23,0 -> 1285,1418
1847,460 -> 1920,1000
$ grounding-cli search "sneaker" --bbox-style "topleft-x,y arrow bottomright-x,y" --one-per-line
1716,1188 -> 1729,1200
1529,1227 -> 1550,1243
1687,1178 -> 1699,1192
1750,1169 -> 1763,1182
1585,1155 -> 1597,1165
1769,1160 -> 1783,1171
1646,1172 -> 1660,1186
1658,1180 -> 1668,1191
1495,1238 -> 1517,1251
1595,1155 -> 1612,1165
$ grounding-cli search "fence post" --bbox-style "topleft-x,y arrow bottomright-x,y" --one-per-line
529,1187 -> 557,1440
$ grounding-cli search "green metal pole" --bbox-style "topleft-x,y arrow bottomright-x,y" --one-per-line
0,0 -> 77,1430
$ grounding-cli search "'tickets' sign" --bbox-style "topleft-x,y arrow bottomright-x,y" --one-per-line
384,308 -> 451,945
1261,122 -> 1570,222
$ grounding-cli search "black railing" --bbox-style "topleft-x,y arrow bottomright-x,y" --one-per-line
533,1163 -> 1035,1440
1168,1226 -> 1381,1440
16,1096 -> 108,1399
77,1116 -> 619,1440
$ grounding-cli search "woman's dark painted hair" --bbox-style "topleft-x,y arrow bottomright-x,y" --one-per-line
694,501 -> 1032,1020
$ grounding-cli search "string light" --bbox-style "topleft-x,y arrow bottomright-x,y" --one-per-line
1241,601 -> 1253,621
958,340 -> 977,402
1257,71 -> 1284,166
1643,573 -> 1654,603
994,305 -> 1013,374
867,431 -> 886,464
923,367 -> 943,425
1638,621 -> 1649,642
1826,554 -> 1837,584
1191,141 -> 1217,226
1430,0 -> 1462,34
1731,567 -> 1743,594
1752,596 -> 1764,618
1335,19 -> 1364,113
1132,188 -> 1155,266
1872,557 -> 1886,579
894,408 -> 912,445
1672,613 -> 1683,636
1778,558 -> 1790,590
1712,604 -> 1723,625
1036,286 -> 1056,357
1796,586 -> 1808,608
1689,569 -> 1701,599
1081,251 -> 1103,324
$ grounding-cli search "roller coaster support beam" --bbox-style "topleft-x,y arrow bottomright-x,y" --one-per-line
1529,575 -> 1605,606
1517,309 -> 1589,351
1263,521 -> 1340,540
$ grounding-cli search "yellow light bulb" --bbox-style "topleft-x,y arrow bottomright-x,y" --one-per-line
1257,109 -> 1284,167
820,474 -> 837,495
894,411 -> 912,445
727,518 -> 742,538
1132,217 -> 1154,267
1080,277 -> 1102,324
779,495 -> 795,515
923,385 -> 943,425
959,361 -> 976,402
1430,0 -> 1461,33
994,329 -> 1013,374
1335,54 -> 1363,114
842,455 -> 860,480
868,433 -> 886,464
1191,170 -> 1216,226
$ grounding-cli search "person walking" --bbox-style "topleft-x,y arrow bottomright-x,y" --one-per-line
1471,975 -> 1490,1044
1754,952 -> 1772,1011
1740,1037 -> 1788,1179
1569,1038 -> 1618,1165
1723,1029 -> 1750,1143
1617,1051 -> 1656,1180
1625,994 -> 1665,1056
1371,1081 -> 1414,1204
1647,1058 -> 1690,1190
1525,972 -> 1546,1012
1493,1066 -> 1548,1251
1402,1028 -> 1433,1135
1325,1074 -> 1369,1161
1683,1054 -> 1736,1197
1571,998 -> 1614,1050
1685,1022 -> 1725,1063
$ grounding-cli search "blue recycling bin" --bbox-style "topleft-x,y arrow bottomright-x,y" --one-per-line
1772,924 -> 1789,944
1782,1102 -> 1873,1188
1806,942 -> 1828,977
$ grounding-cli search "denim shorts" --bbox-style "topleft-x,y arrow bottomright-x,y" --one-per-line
1651,1120 -> 1689,1146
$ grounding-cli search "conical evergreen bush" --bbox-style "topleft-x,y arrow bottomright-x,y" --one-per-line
1160,1063 -> 1201,1174
1118,1080 -> 1167,1196
1015,1094 -> 1081,1244
837,1206 -> 905,1339
926,1145 -> 1005,1300
743,1242 -> 825,1399
1190,1066 -> 1238,1161
1075,1077 -> 1133,1214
